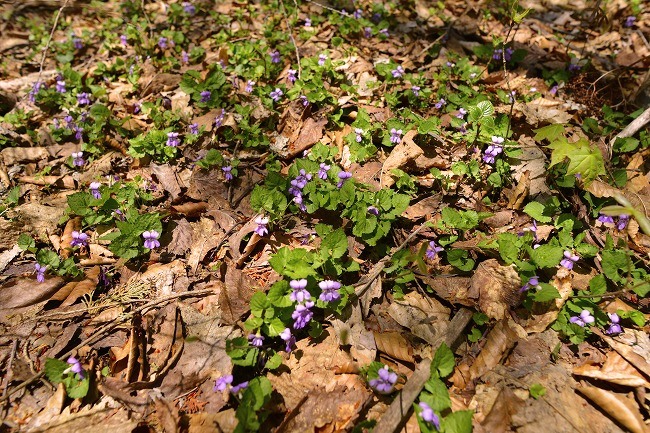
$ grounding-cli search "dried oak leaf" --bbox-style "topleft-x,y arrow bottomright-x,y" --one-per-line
576,382 -> 647,433
380,129 -> 424,188
467,259 -> 522,320
573,350 -> 650,388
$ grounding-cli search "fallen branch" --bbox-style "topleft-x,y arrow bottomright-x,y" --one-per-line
609,105 -> 650,148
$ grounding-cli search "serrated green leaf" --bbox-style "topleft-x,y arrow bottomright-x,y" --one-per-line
547,137 -> 605,184
431,342 -> 455,379
534,124 -> 565,143
422,378 -> 452,412
533,284 -> 561,302
45,358 -> 69,384
523,201 -> 553,223
529,244 -> 564,268
476,100 -> 494,118
265,352 -> 283,370
442,410 -> 474,433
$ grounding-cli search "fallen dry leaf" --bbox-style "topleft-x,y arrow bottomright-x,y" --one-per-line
380,129 -> 424,188
576,382 -> 648,433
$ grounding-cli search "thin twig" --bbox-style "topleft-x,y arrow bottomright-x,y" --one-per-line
35,0 -> 70,93
1,340 -> 19,417
279,0 -> 302,78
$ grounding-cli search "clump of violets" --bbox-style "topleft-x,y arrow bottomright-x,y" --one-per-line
483,136 -> 504,164
142,230 -> 160,249
270,88 -> 283,102
89,182 -> 101,199
287,69 -> 297,84
290,279 -> 311,303
158,37 -> 168,49
200,90 -> 211,103
390,128 -> 402,144
569,309 -> 594,327
289,169 -> 312,211
418,402 -> 441,431
70,231 -> 89,248
425,240 -> 444,260
248,334 -> 264,347
280,328 -> 296,353
369,366 -> 398,394
166,132 -> 180,147
317,163 -> 330,180
606,313 -> 622,335
65,356 -> 84,379
254,216 -> 269,236
520,275 -> 540,292
270,50 -> 281,63
493,47 -> 514,61
337,171 -> 352,188
560,251 -> 579,270
35,263 -> 47,283
391,65 -> 404,78
77,92 -> 91,106
319,280 -> 341,302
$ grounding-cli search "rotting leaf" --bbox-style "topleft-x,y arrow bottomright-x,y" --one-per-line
576,382 -> 647,433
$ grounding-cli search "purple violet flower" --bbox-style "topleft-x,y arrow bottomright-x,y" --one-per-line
142,230 -> 161,249
425,241 -> 444,260
214,375 -> 233,392
318,54 -> 327,66
35,263 -> 47,283
318,280 -> 341,302
606,313 -> 622,335
245,80 -> 255,93
70,231 -> 89,248
560,251 -> 579,270
181,50 -> 189,64
411,86 -> 420,97
569,309 -> 594,327
290,279 -> 311,303
270,88 -> 283,102
597,214 -> 615,224
74,125 -> 84,141
270,50 -> 281,63
391,65 -> 404,78
550,85 -> 559,95
353,9 -> 362,19
77,92 -> 91,106
418,402 -> 440,431
354,128 -> 364,143
248,334 -> 264,347
624,16 -> 636,27
55,80 -> 66,93
66,356 -> 84,379
367,206 -> 379,216
222,165 -> 233,181
182,2 -> 196,15
390,128 -> 402,144
337,171 -> 352,188
364,27 -> 372,38
300,95 -> 309,106
231,381 -> 248,394
456,107 -> 467,119
120,34 -> 128,46
72,151 -> 85,167
158,37 -> 168,49
616,214 -> 629,231
72,36 -> 83,50
280,328 -> 296,353
379,28 -> 389,37
254,216 -> 269,236
189,123 -> 199,135
520,275 -> 540,292
483,136 -> 504,164
166,132 -> 180,147
369,366 -> 397,394
434,98 -> 446,109
215,110 -> 225,127
89,182 -> 101,199
292,300 -> 314,329
287,69 -> 297,83
318,163 -> 330,180
29,81 -> 43,102
304,18 -> 312,27
200,90 -> 211,103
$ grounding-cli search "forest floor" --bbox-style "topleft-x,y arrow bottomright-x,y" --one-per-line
0,0 -> 649,432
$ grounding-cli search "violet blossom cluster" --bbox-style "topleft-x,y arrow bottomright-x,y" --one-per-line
142,230 -> 161,249
70,231 -> 89,248
213,374 -> 249,394
254,216 -> 269,236
418,402 -> 441,431
289,169 -> 312,211
598,213 -> 630,230
369,366 -> 397,394
483,136 -> 504,164
35,263 -> 47,283
569,309 -> 594,327
318,280 -> 341,302
290,278 -> 315,330
493,47 -> 514,61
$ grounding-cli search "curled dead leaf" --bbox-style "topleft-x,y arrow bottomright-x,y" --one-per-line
576,382 -> 648,433
381,129 -> 423,188
373,331 -> 414,363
